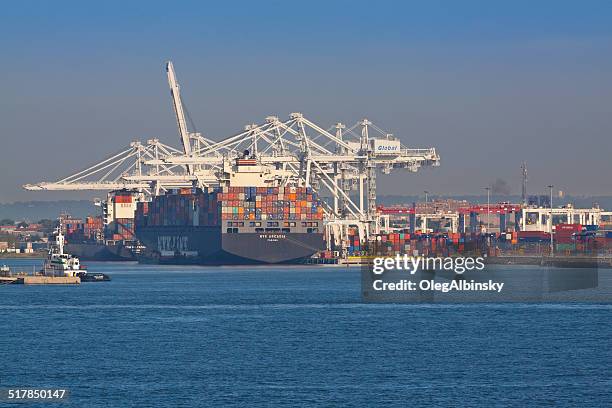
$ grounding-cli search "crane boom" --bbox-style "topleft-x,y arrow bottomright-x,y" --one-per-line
166,61 -> 192,160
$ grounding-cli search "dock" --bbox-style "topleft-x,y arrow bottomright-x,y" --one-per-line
0,268 -> 81,285
23,276 -> 80,284
486,255 -> 612,268
1,275 -> 81,284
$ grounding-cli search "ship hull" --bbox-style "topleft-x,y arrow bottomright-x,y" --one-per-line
65,242 -> 136,261
135,225 -> 325,265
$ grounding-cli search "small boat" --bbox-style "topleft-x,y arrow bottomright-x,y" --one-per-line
42,223 -> 110,282
79,272 -> 111,282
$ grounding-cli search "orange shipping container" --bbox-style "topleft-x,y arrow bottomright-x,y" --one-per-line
115,195 -> 132,204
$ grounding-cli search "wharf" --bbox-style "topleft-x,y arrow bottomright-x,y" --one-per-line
23,276 -> 81,284
331,255 -> 612,269
338,256 -> 375,266
486,255 -> 612,268
0,272 -> 81,285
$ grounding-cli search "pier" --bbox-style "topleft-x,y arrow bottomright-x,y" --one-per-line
1,274 -> 81,284
1,266 -> 81,285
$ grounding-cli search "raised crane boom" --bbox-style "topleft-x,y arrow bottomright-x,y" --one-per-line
166,61 -> 192,160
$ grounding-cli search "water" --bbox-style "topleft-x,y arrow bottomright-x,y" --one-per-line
1,259 -> 611,407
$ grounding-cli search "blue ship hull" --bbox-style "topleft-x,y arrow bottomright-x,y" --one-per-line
135,225 -> 325,265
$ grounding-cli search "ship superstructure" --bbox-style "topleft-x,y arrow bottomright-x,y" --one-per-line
42,225 -> 87,277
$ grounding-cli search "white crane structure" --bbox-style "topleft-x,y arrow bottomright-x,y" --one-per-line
166,61 -> 192,158
24,61 -> 441,240
23,139 -> 194,195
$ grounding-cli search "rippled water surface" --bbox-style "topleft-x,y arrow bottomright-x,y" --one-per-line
1,259 -> 611,407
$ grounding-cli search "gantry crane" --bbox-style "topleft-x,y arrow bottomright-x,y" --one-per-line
24,61 -> 441,241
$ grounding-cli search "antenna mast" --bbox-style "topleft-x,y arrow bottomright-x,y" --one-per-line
521,161 -> 528,205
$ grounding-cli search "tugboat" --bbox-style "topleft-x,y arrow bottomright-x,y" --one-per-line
42,224 -> 111,282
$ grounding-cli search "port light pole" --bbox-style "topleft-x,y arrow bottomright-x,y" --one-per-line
423,191 -> 429,233
548,184 -> 554,256
485,187 -> 491,232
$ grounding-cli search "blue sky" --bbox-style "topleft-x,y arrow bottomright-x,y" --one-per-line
1,0 -> 611,201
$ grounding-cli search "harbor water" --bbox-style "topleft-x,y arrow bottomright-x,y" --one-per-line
1,259 -> 611,407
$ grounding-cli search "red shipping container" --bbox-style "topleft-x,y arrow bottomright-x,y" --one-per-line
115,195 -> 133,204
555,224 -> 582,232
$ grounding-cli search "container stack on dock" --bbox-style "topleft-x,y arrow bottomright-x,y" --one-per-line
347,227 -> 361,254
554,223 -> 582,251
357,227 -> 610,258
375,232 -> 448,257
517,231 -> 551,242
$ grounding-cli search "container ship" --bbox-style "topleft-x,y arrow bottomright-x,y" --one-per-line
62,191 -> 145,261
133,158 -> 326,264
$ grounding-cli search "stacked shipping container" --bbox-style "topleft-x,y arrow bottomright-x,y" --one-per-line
136,187 -> 219,228
136,186 -> 324,228
62,218 -> 83,236
112,218 -> 135,240
83,216 -> 104,241
62,216 -> 104,242
218,186 -> 324,222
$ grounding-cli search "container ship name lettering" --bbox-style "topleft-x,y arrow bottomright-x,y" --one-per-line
260,234 -> 286,240
157,236 -> 189,252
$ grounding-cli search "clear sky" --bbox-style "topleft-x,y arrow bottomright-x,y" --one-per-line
1,0 -> 611,202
